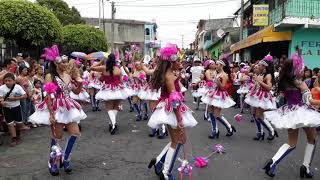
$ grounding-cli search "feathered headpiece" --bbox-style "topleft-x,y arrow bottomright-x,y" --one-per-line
42,45 -> 62,63
159,43 -> 179,61
259,53 -> 273,67
292,47 -> 304,76
240,65 -> 250,73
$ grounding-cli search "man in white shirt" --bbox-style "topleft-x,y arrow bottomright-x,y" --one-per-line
0,73 -> 27,147
190,58 -> 204,108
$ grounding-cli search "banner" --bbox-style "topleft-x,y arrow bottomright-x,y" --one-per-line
253,4 -> 269,26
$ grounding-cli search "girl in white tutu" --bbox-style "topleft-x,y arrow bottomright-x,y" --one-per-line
201,58 -> 236,139
91,53 -> 129,135
237,65 -> 251,114
140,58 -> 168,138
131,61 -> 148,121
263,51 -> 320,178
28,45 -> 87,176
199,60 -> 216,121
88,62 -> 102,111
245,54 -> 278,141
147,44 -> 197,180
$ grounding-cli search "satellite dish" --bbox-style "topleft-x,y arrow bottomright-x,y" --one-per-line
217,29 -> 225,38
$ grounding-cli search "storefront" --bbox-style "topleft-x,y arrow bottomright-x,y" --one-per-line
289,28 -> 320,69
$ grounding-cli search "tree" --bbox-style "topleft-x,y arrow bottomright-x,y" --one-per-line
37,0 -> 85,26
60,24 -> 108,54
0,0 -> 62,46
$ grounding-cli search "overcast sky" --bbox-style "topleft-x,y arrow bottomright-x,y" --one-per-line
31,0 -> 242,48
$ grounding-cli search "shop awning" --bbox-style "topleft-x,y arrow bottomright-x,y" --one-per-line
230,25 -> 292,53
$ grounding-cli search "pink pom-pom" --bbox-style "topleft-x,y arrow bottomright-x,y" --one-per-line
139,73 -> 146,80
83,80 -> 89,86
75,58 -> 81,65
194,156 -> 208,168
123,75 -> 129,81
44,82 -> 57,94
207,81 -> 213,88
125,51 -> 132,61
160,43 -> 178,61
169,91 -> 184,107
292,52 -> 304,76
234,114 -> 242,122
264,54 -> 273,61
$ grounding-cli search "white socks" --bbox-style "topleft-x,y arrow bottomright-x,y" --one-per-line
303,143 -> 315,173
156,142 -> 171,163
107,110 -> 116,128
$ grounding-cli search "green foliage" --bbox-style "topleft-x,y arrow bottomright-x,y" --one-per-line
185,49 -> 195,56
37,0 -> 85,26
60,24 -> 108,54
0,0 -> 62,46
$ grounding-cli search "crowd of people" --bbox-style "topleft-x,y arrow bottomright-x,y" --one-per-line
0,44 -> 319,179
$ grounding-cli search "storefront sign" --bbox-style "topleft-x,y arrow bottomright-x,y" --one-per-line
253,5 -> 269,26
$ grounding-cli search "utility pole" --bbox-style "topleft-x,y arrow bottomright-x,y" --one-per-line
99,0 -> 101,30
102,0 -> 106,34
181,35 -> 184,49
240,0 -> 244,41
111,1 -> 115,52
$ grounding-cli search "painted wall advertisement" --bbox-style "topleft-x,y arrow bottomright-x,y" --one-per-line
290,29 -> 320,69
253,4 -> 269,26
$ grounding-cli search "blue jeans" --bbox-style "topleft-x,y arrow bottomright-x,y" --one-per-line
20,98 -> 35,123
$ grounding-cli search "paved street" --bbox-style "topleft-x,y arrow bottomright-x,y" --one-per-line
0,93 -> 319,180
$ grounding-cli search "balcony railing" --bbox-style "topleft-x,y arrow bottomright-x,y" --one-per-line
269,0 -> 320,25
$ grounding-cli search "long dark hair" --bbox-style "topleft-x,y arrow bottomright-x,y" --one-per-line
106,53 -> 116,76
264,60 -> 275,85
222,59 -> 231,80
277,59 -> 295,93
151,60 -> 171,90
49,62 -> 60,82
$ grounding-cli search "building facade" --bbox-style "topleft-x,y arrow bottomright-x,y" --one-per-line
231,0 -> 320,68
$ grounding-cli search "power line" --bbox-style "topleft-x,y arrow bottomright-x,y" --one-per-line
116,0 -> 238,7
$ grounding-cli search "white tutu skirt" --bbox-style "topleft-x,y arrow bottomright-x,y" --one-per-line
180,86 -> 187,93
28,98 -> 87,125
138,89 -> 161,101
265,104 -> 320,129
70,91 -> 90,102
192,90 -> 202,97
237,85 -> 250,94
148,100 -> 198,129
201,89 -> 235,108
96,84 -> 129,101
245,90 -> 276,110
88,82 -> 101,89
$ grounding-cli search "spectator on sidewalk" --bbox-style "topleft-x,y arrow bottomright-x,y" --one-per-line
0,73 -> 27,147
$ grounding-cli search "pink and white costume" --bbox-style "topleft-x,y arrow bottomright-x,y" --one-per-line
201,74 -> 235,108
88,72 -> 102,90
245,77 -> 276,110
95,74 -> 129,101
138,82 -> 161,101
28,77 -> 87,125
237,74 -> 252,94
148,79 -> 197,129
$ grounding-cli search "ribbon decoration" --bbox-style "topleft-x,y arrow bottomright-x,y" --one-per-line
234,114 -> 242,122
177,158 -> 192,180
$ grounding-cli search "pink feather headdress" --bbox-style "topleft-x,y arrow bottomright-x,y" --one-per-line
263,53 -> 273,61
203,60 -> 214,68
292,51 -> 304,76
42,45 -> 61,63
159,43 -> 178,61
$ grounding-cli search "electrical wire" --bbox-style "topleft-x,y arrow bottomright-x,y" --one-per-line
116,0 -> 238,7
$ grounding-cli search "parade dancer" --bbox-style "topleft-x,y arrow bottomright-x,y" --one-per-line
263,53 -> 320,178
147,44 -> 197,180
140,59 -> 168,138
93,54 -> 129,135
237,65 -> 251,114
28,45 -> 87,176
131,61 -> 147,121
202,58 -> 236,139
88,62 -> 102,111
199,60 -> 216,121
245,54 -> 278,141
69,59 -> 90,103
120,61 -> 134,112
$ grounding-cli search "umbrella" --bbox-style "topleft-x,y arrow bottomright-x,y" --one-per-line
85,51 -> 109,60
70,52 -> 87,59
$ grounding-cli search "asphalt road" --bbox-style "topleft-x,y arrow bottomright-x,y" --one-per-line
0,93 -> 319,180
